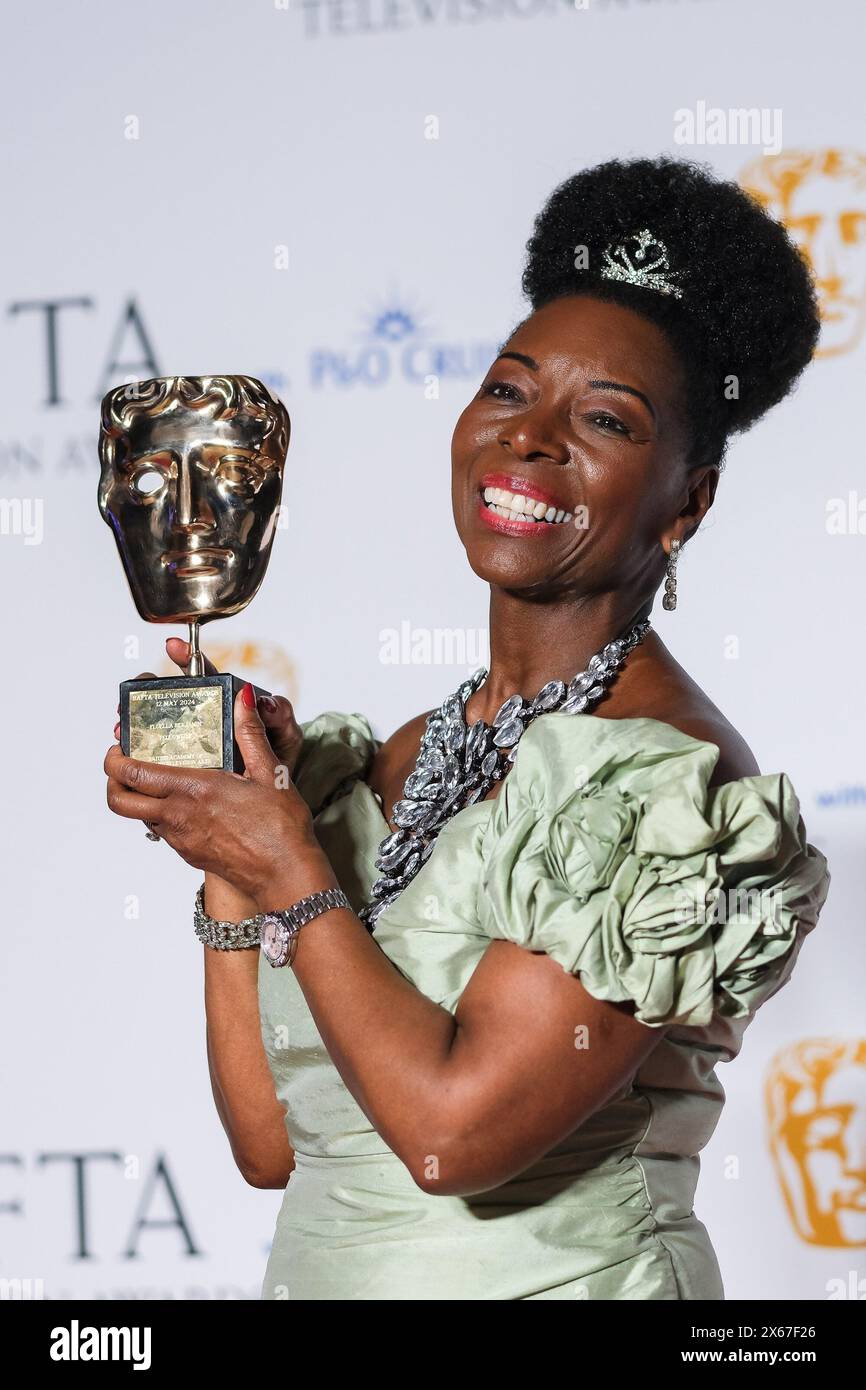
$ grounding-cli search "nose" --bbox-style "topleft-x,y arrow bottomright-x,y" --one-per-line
499,406 -> 570,468
173,448 -> 216,534
811,232 -> 840,288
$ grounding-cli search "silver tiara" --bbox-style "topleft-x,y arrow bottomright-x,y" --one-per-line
599,228 -> 684,299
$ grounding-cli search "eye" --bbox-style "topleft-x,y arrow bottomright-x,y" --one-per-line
587,411 -> 630,436
480,380 -> 524,403
129,466 -> 166,498
840,211 -> 866,247
216,455 -> 263,489
804,1111 -> 849,1145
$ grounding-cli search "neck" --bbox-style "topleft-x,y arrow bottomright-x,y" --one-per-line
469,586 -> 653,722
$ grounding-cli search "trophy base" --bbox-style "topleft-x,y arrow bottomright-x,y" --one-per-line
120,673 -> 271,773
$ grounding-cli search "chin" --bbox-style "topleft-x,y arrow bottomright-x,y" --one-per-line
461,540 -> 551,593
132,584 -> 232,625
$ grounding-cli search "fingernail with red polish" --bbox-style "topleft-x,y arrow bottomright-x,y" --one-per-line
241,682 -> 256,710
258,695 -> 277,713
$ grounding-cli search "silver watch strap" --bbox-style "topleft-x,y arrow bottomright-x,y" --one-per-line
193,883 -> 262,951
279,886 -> 351,933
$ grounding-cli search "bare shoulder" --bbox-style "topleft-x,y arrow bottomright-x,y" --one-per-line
610,632 -> 761,787
366,708 -> 432,800
609,695 -> 760,786
659,707 -> 761,786
377,709 -> 431,761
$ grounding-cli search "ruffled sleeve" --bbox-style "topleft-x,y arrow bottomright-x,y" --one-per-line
477,713 -> 831,1029
291,711 -> 378,818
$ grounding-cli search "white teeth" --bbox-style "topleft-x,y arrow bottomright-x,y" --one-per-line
482,484 -> 570,523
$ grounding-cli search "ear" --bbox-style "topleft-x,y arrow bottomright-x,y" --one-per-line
676,464 -> 719,544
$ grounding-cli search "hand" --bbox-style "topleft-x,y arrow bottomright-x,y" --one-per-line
105,683 -> 321,906
112,637 -> 304,779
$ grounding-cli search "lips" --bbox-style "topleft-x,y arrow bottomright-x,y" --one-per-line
479,472 -> 570,512
476,471 -> 576,537
161,547 -> 232,575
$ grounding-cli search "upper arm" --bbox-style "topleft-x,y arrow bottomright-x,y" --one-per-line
419,940 -> 666,1196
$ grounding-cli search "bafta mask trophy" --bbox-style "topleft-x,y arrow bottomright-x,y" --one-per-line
98,375 -> 290,772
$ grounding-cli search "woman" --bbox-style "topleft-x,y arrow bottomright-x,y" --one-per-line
106,156 -> 831,1301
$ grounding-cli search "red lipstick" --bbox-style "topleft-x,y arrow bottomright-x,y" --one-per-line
476,471 -> 573,538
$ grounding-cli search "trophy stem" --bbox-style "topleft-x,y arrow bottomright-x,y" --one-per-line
187,619 -> 205,677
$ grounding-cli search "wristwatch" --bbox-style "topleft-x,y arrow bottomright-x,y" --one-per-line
259,887 -> 351,968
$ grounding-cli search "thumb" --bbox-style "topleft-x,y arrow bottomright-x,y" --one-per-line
234,683 -> 279,782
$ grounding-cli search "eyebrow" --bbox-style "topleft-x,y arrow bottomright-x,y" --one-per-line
497,351 -> 539,371
587,379 -> 656,421
494,353 -> 657,422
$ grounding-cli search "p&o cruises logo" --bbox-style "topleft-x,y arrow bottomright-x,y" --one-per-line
308,294 -> 499,392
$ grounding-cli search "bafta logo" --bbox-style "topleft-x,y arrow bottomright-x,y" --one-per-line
766,1038 -> 866,1247
741,149 -> 866,357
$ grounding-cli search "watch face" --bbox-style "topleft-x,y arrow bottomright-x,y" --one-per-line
260,915 -> 289,967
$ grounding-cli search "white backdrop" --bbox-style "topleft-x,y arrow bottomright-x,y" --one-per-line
1,0 -> 864,1301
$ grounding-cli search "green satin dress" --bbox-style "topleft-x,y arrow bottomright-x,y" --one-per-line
257,709 -> 831,1301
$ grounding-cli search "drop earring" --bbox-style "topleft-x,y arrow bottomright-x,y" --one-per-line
662,538 -> 680,611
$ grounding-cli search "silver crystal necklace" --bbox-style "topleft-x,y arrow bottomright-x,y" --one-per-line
359,616 -> 652,932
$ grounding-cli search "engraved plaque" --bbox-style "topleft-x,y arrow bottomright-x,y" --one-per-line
120,673 -> 271,774
128,686 -> 225,768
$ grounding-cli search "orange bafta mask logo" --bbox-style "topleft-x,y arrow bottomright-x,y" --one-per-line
766,1039 -> 866,1247
740,150 -> 866,358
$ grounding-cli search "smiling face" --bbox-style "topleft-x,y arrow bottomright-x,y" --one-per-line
99,389 -> 288,624
451,295 -> 710,605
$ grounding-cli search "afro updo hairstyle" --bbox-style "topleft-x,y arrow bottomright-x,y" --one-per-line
520,156 -> 820,472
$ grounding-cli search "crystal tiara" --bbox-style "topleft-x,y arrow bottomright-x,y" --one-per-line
598,228 -> 684,299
